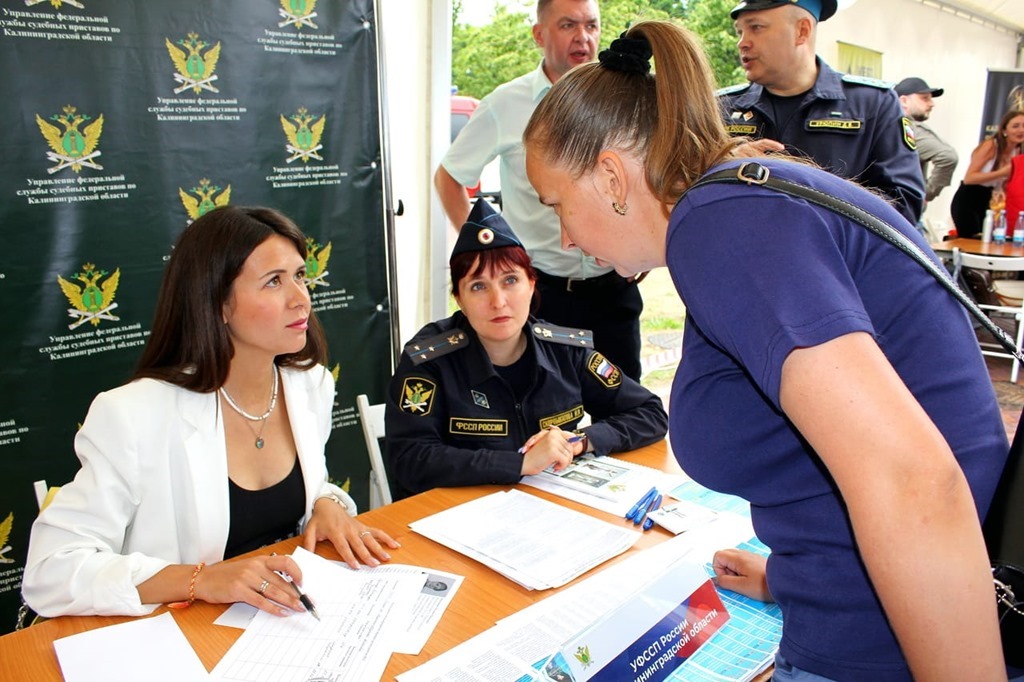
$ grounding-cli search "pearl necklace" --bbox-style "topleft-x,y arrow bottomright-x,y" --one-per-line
219,367 -> 279,449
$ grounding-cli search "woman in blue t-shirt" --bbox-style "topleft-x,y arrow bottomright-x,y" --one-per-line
524,19 -> 1008,682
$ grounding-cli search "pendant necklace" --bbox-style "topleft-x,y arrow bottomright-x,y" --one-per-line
219,367 -> 279,449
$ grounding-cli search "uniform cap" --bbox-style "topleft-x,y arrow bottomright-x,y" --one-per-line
894,77 -> 944,98
730,0 -> 837,21
449,199 -> 524,265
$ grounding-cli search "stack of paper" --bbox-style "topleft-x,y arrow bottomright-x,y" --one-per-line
409,489 -> 640,589
398,514 -> 776,682
211,547 -> 430,682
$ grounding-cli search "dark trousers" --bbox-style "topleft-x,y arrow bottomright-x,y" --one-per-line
534,269 -> 644,381
951,182 -> 994,238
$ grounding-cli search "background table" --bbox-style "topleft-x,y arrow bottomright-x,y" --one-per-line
930,237 -> 1024,258
0,441 -> 771,681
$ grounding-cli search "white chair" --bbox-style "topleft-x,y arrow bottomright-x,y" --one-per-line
953,247 -> 1024,382
356,394 -> 392,509
33,480 -> 60,511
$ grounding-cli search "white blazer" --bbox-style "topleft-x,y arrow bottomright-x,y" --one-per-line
22,364 -> 355,617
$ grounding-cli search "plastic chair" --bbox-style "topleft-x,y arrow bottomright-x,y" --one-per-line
356,394 -> 392,509
33,480 -> 60,511
953,247 -> 1024,382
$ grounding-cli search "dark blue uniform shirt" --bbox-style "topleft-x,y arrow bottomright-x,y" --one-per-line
384,313 -> 667,500
718,58 -> 925,223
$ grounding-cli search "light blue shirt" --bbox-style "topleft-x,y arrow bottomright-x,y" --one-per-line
441,62 -> 612,279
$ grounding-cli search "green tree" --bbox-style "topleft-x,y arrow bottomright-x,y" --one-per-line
679,0 -> 745,88
451,5 -> 536,99
450,0 -> 742,99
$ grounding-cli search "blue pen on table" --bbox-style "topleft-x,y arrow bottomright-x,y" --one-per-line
625,487 -> 658,521
633,492 -> 662,526
517,433 -> 583,455
640,494 -> 663,530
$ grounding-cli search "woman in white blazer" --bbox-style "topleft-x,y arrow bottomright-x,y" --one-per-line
23,206 -> 399,618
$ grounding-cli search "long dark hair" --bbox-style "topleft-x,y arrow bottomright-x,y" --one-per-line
994,109 -> 1024,165
133,206 -> 328,391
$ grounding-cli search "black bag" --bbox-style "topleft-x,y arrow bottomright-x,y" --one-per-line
688,162 -> 1024,667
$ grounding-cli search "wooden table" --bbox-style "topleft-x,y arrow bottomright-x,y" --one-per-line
0,441 -> 776,681
929,237 -> 1024,258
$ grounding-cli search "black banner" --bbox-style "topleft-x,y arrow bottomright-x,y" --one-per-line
980,69 -> 1024,139
0,0 -> 391,632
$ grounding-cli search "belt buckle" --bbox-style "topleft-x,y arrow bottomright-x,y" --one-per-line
566,277 -> 585,292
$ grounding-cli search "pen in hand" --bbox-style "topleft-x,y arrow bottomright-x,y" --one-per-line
517,433 -> 583,455
270,553 -> 320,620
277,570 -> 321,621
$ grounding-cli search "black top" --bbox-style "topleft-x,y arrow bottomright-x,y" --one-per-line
225,455 -> 305,558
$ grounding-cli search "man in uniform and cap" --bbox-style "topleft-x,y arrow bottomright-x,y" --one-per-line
895,77 -> 958,211
434,0 -> 646,382
383,199 -> 667,501
719,0 -> 926,224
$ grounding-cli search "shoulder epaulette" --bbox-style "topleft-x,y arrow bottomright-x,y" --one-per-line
716,82 -> 751,97
404,329 -> 469,365
531,322 -> 593,348
841,74 -> 891,89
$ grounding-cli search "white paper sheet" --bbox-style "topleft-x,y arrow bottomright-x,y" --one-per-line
54,612 -> 209,682
409,489 -> 640,590
211,547 -> 423,682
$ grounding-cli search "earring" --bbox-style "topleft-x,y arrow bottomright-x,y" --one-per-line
612,201 -> 628,216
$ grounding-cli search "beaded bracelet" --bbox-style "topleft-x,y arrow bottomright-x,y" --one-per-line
168,561 -> 205,609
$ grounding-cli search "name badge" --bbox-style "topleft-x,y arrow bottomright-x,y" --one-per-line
449,417 -> 508,437
806,119 -> 862,132
725,124 -> 758,135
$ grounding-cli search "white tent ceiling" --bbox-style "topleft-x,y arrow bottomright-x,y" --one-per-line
942,0 -> 1024,33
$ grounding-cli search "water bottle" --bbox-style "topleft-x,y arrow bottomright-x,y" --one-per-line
1017,212 -> 1024,247
982,209 -> 995,243
994,211 -> 1006,244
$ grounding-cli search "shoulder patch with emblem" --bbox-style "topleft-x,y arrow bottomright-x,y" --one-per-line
399,377 -> 436,416
532,323 -> 593,348
841,74 -> 890,89
716,82 -> 751,97
901,116 -> 917,151
404,329 -> 468,365
586,351 -> 622,388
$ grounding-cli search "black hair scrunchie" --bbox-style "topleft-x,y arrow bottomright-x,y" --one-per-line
598,32 -> 652,75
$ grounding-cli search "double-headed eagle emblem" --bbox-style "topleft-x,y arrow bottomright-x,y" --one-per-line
166,32 -> 221,94
281,108 -> 326,163
36,105 -> 104,174
179,178 -> 231,222
57,263 -> 121,330
279,0 -> 318,29
305,237 -> 332,289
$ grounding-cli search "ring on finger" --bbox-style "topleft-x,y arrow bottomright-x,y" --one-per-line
359,530 -> 372,538
257,579 -> 270,595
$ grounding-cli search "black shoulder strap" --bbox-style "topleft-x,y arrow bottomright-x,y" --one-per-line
687,162 -> 1024,365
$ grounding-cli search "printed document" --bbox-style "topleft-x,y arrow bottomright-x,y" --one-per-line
409,489 -> 640,590
211,547 -> 423,682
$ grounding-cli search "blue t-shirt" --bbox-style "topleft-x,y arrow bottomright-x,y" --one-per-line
667,160 -> 1008,680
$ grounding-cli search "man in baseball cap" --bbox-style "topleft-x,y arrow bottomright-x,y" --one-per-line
718,0 -> 925,223
895,77 -> 958,207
